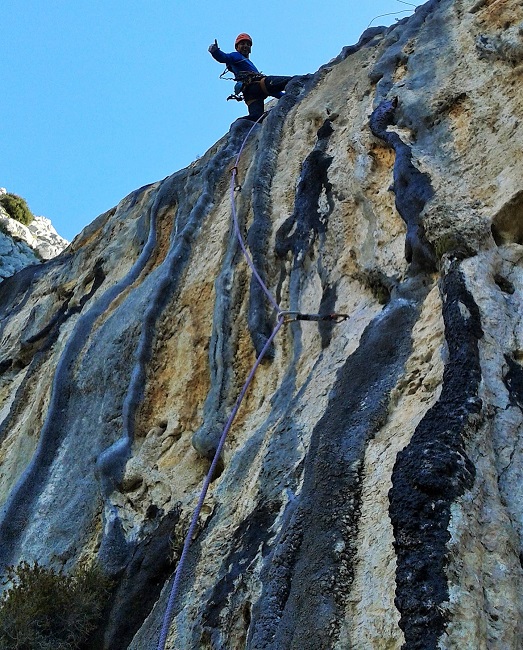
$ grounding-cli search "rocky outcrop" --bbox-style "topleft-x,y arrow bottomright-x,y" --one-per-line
27,216 -> 70,259
1,0 -> 523,648
0,231 -> 41,280
0,188 -> 69,280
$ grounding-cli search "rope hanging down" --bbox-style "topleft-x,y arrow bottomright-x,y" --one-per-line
156,315 -> 284,650
157,115 -> 348,649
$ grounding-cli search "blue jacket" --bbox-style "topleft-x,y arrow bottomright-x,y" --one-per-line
211,48 -> 260,78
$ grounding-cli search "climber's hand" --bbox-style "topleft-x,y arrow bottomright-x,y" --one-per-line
208,39 -> 218,54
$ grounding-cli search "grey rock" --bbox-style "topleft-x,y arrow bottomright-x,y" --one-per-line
1,2 -> 523,649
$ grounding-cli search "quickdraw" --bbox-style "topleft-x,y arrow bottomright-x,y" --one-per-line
278,311 -> 350,324
227,93 -> 244,102
230,166 -> 242,191
219,68 -> 235,81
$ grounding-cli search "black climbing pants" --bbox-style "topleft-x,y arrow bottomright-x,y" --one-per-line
242,75 -> 293,121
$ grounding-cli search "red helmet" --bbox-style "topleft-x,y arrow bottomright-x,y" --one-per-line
235,33 -> 252,49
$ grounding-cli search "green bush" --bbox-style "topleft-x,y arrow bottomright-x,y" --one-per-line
0,193 -> 34,226
0,561 -> 112,650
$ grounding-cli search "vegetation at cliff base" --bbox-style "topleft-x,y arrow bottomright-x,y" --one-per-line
0,561 -> 112,650
0,193 -> 34,226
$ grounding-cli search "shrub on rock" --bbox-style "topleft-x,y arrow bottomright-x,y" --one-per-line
0,561 -> 112,649
0,193 -> 34,226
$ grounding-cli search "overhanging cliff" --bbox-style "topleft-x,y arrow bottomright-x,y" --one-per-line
1,0 -> 523,648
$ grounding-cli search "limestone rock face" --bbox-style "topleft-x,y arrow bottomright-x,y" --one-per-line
1,1 -> 523,648
0,188 -> 69,280
27,216 -> 70,260
0,230 -> 41,280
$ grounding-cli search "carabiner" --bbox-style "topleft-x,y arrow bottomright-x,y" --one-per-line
277,310 -> 300,323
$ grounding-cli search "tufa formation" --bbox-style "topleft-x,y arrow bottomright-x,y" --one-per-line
0,0 -> 522,648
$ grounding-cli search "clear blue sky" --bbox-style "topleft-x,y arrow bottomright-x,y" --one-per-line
2,1 -> 426,241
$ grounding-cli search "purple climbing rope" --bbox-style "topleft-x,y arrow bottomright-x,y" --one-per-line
157,115 -> 279,650
156,113 -> 352,647
156,317 -> 283,650
229,119 -> 280,312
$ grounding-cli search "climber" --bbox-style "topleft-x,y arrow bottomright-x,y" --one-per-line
208,33 -> 293,121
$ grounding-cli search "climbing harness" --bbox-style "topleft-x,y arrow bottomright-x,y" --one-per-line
221,68 -> 266,103
157,114 -> 349,650
220,69 -> 265,84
